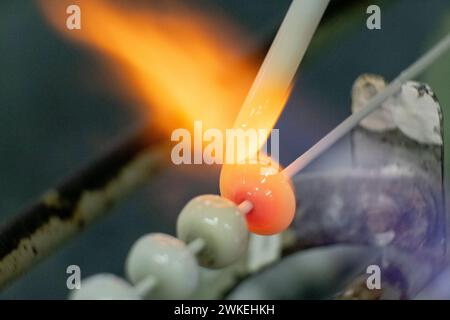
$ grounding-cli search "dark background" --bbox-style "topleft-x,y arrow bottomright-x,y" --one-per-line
0,0 -> 449,299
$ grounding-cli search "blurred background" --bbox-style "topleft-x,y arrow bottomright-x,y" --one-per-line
0,0 -> 449,299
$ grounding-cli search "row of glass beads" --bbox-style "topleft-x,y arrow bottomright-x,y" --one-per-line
71,195 -> 249,300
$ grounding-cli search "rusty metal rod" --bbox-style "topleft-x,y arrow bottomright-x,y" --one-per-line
0,125 -> 168,289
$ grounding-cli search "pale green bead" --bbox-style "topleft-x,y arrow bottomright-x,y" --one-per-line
125,233 -> 198,299
69,273 -> 140,300
177,195 -> 249,268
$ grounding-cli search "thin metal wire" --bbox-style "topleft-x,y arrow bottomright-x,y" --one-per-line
283,33 -> 450,178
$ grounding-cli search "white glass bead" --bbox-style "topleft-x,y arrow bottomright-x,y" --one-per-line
177,195 -> 249,268
69,273 -> 140,300
125,233 -> 198,299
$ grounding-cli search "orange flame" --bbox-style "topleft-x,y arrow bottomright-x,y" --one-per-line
38,0 -> 257,134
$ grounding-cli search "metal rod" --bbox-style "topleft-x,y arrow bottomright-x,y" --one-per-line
0,125 -> 167,289
283,33 -> 450,178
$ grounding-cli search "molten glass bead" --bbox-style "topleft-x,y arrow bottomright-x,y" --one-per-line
220,161 -> 296,235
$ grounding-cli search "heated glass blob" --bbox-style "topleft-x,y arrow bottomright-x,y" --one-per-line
220,159 -> 296,235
